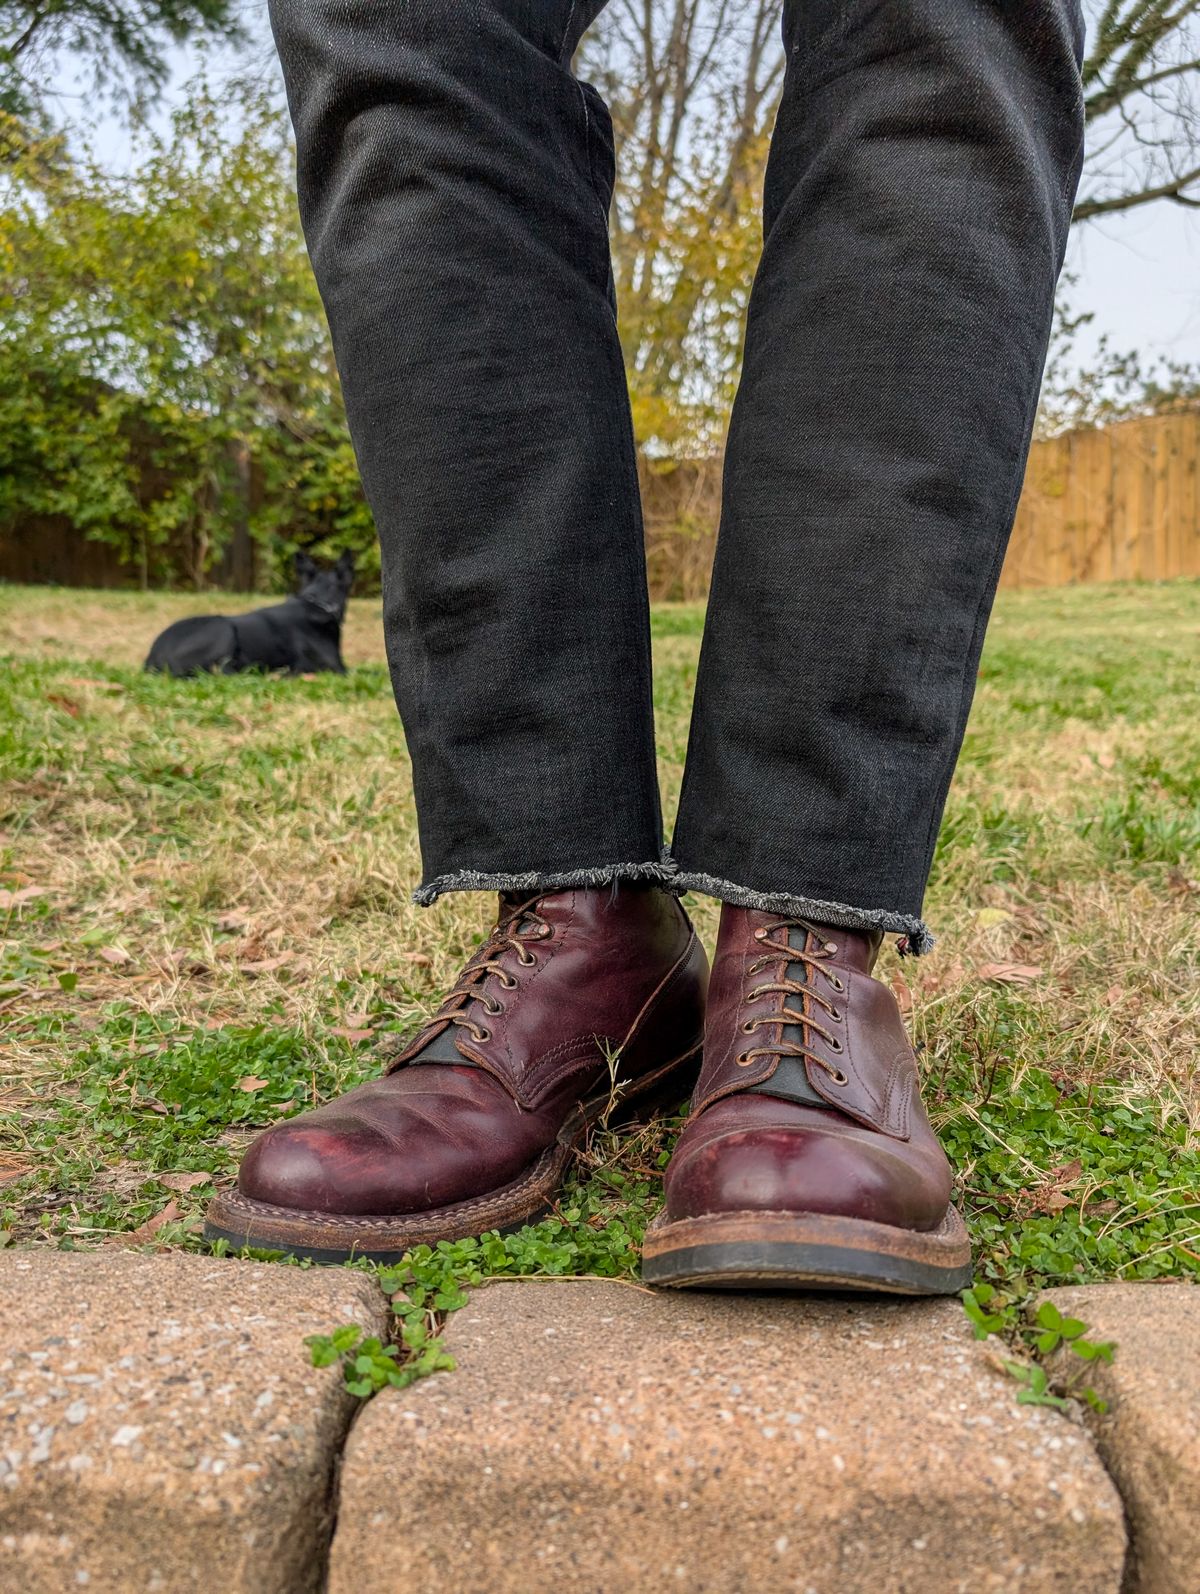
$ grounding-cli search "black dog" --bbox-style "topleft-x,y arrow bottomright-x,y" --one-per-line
144,553 -> 355,677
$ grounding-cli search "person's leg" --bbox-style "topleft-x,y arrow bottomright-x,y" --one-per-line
207,0 -> 709,1261
672,0 -> 1085,953
276,0 -> 665,898
646,1 -> 1085,1293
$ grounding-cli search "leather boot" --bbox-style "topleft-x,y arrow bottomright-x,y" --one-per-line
642,905 -> 970,1293
206,886 -> 708,1263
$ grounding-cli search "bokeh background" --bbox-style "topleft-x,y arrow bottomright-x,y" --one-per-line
3,0 -> 1199,594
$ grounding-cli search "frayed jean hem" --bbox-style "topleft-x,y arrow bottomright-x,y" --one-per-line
412,855 -> 678,907
670,869 -> 934,955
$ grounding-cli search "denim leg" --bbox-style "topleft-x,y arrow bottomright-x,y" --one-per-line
267,0 -> 668,903
672,1 -> 1086,952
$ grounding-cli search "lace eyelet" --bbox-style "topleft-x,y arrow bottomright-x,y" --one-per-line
735,1052 -> 752,1067
518,950 -> 536,967
828,974 -> 845,993
828,1006 -> 842,1022
829,1068 -> 848,1086
484,998 -> 502,1016
474,1026 -> 491,1044
824,941 -> 838,954
828,1037 -> 844,1054
741,1020 -> 756,1033
753,928 -> 767,941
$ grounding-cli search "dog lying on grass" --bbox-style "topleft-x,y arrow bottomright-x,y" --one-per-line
144,552 -> 356,677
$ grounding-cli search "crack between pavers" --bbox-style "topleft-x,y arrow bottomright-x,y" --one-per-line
312,1276 -> 405,1594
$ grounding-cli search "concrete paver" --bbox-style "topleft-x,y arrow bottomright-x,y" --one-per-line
0,1250 -> 387,1593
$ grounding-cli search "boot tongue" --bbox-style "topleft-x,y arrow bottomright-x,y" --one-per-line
746,922 -> 829,1109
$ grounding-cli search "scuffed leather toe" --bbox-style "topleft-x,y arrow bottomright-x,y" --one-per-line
237,1065 -> 549,1216
662,1095 -> 953,1232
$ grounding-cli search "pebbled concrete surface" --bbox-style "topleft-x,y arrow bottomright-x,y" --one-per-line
1046,1282 -> 1199,1594
330,1278 -> 1126,1594
0,1250 -> 387,1593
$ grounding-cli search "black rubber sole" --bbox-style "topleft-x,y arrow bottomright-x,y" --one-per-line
641,1207 -> 972,1296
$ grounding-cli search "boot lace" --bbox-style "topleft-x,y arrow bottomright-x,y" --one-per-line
431,894 -> 552,1045
735,916 -> 848,1085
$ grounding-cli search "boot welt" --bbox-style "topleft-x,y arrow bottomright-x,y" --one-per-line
641,1205 -> 972,1296
203,1042 -> 701,1265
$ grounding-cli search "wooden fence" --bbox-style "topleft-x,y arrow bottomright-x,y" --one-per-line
3,411 -> 1197,597
637,409 -> 1200,599
1003,410 -> 1200,589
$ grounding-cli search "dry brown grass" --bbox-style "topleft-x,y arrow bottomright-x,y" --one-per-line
1,579 -> 1196,1280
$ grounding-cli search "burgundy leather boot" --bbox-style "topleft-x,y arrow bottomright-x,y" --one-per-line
642,906 -> 970,1294
205,887 -> 707,1263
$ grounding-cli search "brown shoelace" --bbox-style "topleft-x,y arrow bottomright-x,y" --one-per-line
430,894 -> 551,1045
735,915 -> 848,1085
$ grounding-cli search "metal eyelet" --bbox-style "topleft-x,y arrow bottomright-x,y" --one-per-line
518,949 -> 536,966
829,1068 -> 848,1086
735,1053 -> 753,1067
474,1026 -> 491,1044
536,925 -> 552,939
742,1020 -> 756,1033
753,928 -> 767,941
483,998 -> 502,1016
824,941 -> 838,954
500,973 -> 518,989
828,1006 -> 842,1022
828,1037 -> 844,1054
828,974 -> 845,993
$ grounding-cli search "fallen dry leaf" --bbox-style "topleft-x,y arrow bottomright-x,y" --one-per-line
0,885 -> 48,909
98,945 -> 132,966
239,951 -> 294,975
400,952 -> 432,968
215,909 -> 251,933
157,1170 -> 212,1193
63,677 -> 125,693
331,1026 -> 374,1043
122,1200 -> 180,1245
45,693 -> 81,718
977,962 -> 1043,985
236,1075 -> 271,1092
888,974 -> 913,1016
975,906 -> 1014,930
0,1165 -> 33,1189
1047,1158 -> 1083,1186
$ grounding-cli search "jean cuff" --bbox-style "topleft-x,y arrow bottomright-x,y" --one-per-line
669,869 -> 934,955
412,852 -> 678,907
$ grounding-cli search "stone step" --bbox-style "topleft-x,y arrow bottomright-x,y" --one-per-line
0,1251 -> 386,1593
1044,1283 -> 1199,1594
329,1279 -> 1127,1594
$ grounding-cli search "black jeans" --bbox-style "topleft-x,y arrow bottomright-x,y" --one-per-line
269,0 -> 1084,952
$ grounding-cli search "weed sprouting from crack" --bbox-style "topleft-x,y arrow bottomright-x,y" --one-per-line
962,1285 -> 1117,1415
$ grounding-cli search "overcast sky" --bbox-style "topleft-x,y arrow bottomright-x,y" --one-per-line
47,20 -> 1200,384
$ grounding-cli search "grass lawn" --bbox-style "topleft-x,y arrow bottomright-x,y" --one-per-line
1,581 -> 1198,1321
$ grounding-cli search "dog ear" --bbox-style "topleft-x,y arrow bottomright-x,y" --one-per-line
336,549 -> 356,585
294,550 -> 317,586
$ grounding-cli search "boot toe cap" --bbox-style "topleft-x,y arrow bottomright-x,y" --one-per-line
663,1108 -> 951,1232
237,1116 -> 403,1215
